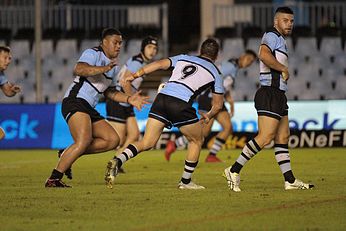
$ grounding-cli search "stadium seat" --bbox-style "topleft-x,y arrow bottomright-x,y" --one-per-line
126,39 -> 142,56
319,37 -> 343,58
316,25 -> 340,49
242,26 -> 263,48
286,78 -> 303,100
31,40 -> 54,60
221,38 -> 244,59
331,77 -> 346,99
294,37 -> 318,59
291,25 -> 312,48
296,62 -> 320,81
233,77 -> 257,101
55,39 -> 78,60
79,39 -> 100,53
245,38 -> 261,53
10,40 -> 31,58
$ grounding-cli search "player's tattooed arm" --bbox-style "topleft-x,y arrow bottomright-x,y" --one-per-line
73,60 -> 117,77
104,88 -> 149,110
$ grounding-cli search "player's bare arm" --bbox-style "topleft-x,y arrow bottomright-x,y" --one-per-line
0,82 -> 21,97
121,58 -> 171,85
201,93 -> 223,124
259,45 -> 289,80
73,61 -> 117,77
104,88 -> 149,110
120,69 -> 134,95
225,93 -> 234,117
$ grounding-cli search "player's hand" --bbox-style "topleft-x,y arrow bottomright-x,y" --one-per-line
282,67 -> 289,81
127,90 -> 150,110
120,72 -> 135,87
199,112 -> 210,124
106,59 -> 117,71
229,110 -> 234,118
8,82 -> 21,94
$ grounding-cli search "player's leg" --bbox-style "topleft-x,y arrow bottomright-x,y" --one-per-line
206,110 -> 231,162
84,119 -> 119,154
105,118 -> 165,188
45,112 -> 93,187
108,120 -> 126,147
177,121 -> 205,189
115,116 -> 140,153
165,114 -> 213,161
274,116 -> 314,190
110,116 -> 139,172
232,115 -> 279,173
117,118 -> 164,166
223,115 -> 279,192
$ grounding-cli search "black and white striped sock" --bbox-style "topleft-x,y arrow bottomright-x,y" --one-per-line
114,144 -> 138,168
209,137 -> 226,156
180,160 -> 198,184
231,139 -> 261,173
274,144 -> 295,183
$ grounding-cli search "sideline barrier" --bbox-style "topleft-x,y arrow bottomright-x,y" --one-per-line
0,100 -> 345,149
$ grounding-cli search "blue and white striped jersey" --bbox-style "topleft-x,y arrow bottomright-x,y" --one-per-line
259,28 -> 288,92
0,71 -> 8,86
64,46 -> 119,108
220,58 -> 239,91
160,54 -> 224,103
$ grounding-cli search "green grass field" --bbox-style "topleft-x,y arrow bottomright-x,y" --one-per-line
0,148 -> 345,231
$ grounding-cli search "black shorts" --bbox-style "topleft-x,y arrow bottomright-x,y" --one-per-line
149,93 -> 199,129
254,86 -> 288,120
106,99 -> 135,123
61,97 -> 104,123
197,89 -> 227,112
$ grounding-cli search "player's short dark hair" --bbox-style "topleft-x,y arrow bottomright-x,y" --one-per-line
0,46 -> 11,53
101,28 -> 122,40
141,36 -> 158,53
200,38 -> 219,61
244,49 -> 257,59
275,6 -> 293,15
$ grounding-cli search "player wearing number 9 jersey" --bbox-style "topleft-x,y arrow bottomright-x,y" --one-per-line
105,38 -> 224,189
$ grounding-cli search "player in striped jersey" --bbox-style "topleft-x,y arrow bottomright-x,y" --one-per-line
45,28 -> 149,188
105,38 -> 224,189
224,7 -> 314,191
0,46 -> 21,140
105,36 -> 158,173
165,50 -> 257,162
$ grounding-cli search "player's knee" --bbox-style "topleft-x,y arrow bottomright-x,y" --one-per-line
257,133 -> 275,146
74,138 -> 92,153
107,135 -> 119,149
189,135 -> 204,147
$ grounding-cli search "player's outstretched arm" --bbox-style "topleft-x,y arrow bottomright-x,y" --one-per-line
259,45 -> 289,81
104,88 -> 149,110
225,93 -> 234,117
73,60 -> 117,77
1,82 -> 21,97
121,58 -> 171,86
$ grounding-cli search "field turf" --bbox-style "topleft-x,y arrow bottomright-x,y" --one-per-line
0,148 -> 345,231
